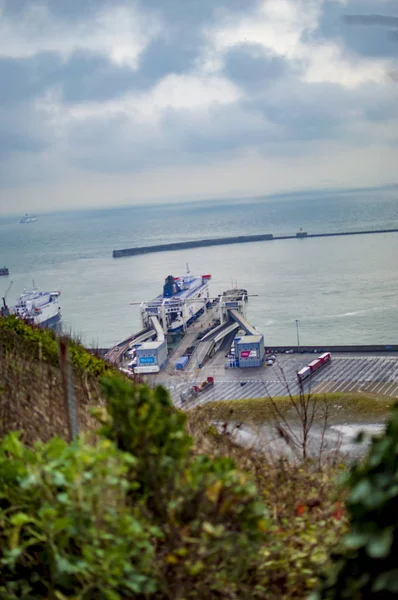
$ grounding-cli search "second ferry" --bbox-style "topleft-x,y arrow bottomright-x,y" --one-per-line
1,286 -> 62,328
140,265 -> 211,333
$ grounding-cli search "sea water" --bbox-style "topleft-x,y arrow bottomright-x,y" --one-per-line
1,190 -> 398,348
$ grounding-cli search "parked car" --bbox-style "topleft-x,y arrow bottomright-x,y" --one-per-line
285,349 -> 294,354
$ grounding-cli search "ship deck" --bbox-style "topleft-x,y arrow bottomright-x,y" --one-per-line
150,277 -> 206,304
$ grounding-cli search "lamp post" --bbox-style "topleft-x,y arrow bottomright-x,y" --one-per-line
296,319 -> 300,353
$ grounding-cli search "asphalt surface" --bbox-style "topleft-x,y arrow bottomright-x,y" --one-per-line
156,353 -> 398,409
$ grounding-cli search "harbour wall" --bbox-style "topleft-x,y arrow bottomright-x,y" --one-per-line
112,228 -> 398,258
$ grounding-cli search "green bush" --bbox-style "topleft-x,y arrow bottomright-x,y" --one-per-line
0,433 -> 157,599
98,377 -> 192,516
0,375 -> 269,599
314,403 -> 398,599
0,316 -> 110,377
97,377 -> 268,598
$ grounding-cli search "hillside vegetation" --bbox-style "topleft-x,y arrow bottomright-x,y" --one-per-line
0,316 -> 110,443
0,316 -> 397,599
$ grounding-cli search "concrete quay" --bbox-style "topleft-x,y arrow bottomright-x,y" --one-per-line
157,352 -> 398,410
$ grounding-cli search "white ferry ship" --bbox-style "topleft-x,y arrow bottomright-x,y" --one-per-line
12,287 -> 61,328
20,214 -> 38,224
140,265 -> 211,333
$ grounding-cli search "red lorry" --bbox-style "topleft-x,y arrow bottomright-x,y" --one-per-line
181,377 -> 215,403
193,376 -> 214,393
297,353 -> 331,383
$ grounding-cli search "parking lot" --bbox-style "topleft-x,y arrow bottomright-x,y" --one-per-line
159,353 -> 398,408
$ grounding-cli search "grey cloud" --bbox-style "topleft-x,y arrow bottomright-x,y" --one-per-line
137,0 -> 260,25
61,104 -> 267,174
223,44 -> 292,88
160,105 -> 271,156
0,58 -> 42,106
315,1 -> 398,59
64,115 -> 174,172
0,52 -> 164,108
0,130 -> 46,158
59,54 -> 151,104
0,0 -> 397,193
2,0 -> 102,21
254,79 -> 397,142
0,0 -> 259,108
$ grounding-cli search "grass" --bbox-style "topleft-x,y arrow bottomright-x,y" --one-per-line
192,393 -> 396,426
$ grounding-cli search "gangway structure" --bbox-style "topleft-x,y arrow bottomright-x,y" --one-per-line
190,321 -> 240,370
183,290 -> 259,370
228,309 -> 258,336
105,327 -> 156,365
149,315 -> 165,342
105,314 -> 165,366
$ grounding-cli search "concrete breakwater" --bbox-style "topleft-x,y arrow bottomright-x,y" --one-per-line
112,228 -> 398,258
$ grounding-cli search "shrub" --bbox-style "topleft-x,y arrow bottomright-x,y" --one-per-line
314,403 -> 398,599
97,377 -> 269,598
0,316 -> 110,377
0,375 -> 269,599
98,377 -> 192,516
0,433 -> 158,599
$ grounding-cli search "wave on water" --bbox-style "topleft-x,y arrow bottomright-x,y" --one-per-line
304,305 -> 395,321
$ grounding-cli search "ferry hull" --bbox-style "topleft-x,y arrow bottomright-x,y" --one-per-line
12,288 -> 61,329
38,311 -> 61,329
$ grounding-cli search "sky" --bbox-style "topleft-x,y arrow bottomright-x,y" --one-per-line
0,0 -> 397,215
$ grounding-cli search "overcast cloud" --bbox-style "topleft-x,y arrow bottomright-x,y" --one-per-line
0,0 -> 397,214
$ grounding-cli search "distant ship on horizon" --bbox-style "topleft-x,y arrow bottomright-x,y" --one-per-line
20,214 -> 38,224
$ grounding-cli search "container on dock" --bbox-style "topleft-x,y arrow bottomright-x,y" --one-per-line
297,366 -> 311,382
236,335 -> 265,368
176,356 -> 189,370
308,359 -> 322,373
135,340 -> 168,373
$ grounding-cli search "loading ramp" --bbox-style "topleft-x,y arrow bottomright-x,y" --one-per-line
228,309 -> 258,336
187,321 -> 240,371
105,327 -> 156,365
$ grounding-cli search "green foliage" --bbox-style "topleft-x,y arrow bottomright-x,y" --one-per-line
97,377 -> 269,598
0,316 -> 110,376
98,377 -> 192,514
157,453 -> 267,597
0,375 -> 269,599
1,314 -> 356,598
0,433 -> 157,599
314,402 -> 398,599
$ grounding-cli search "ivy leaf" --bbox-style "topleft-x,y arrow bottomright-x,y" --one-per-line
349,479 -> 372,504
206,480 -> 223,503
373,569 -> 398,593
367,529 -> 393,558
2,433 -> 24,459
10,512 -> 33,527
